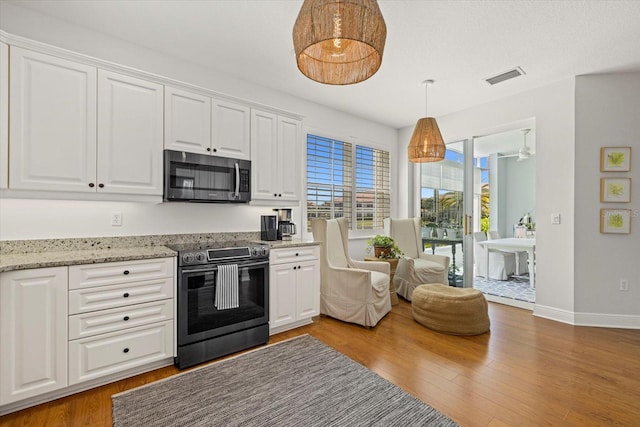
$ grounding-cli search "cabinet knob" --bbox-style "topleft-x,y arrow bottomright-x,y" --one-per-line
295,253 -> 299,256
123,292 -> 130,298
213,148 -> 217,153
123,316 -> 130,321
278,194 -> 282,197
206,147 -> 211,152
123,270 -> 130,275
293,266 -> 297,270
88,183 -> 95,188
273,193 -> 277,197
298,265 -> 301,269
123,348 -> 130,353
98,183 -> 104,188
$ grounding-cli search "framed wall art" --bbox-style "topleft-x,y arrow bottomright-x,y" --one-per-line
600,147 -> 631,172
600,178 -> 631,203
600,209 -> 632,234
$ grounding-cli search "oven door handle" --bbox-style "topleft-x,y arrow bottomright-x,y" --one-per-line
181,259 -> 269,274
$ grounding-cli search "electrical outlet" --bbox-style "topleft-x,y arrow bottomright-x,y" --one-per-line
551,213 -> 561,225
111,212 -> 123,227
620,279 -> 629,291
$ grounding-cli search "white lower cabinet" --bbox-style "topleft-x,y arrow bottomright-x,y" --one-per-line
0,267 -> 68,405
0,257 -> 175,413
269,246 -> 320,335
69,320 -> 173,385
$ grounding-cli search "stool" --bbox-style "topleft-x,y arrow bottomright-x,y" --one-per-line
411,284 -> 490,335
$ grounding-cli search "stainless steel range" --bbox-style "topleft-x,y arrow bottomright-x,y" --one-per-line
168,240 -> 270,369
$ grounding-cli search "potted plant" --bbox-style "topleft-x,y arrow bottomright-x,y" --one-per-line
366,235 -> 403,259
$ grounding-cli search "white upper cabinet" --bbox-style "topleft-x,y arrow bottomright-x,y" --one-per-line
164,86 -> 250,160
211,98 -> 251,160
9,46 -> 97,192
0,41 -> 9,189
97,70 -> 164,195
9,47 -> 163,195
251,109 -> 301,203
164,86 -> 211,155
278,116 -> 302,201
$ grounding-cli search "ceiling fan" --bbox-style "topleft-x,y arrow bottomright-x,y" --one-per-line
498,129 -> 532,161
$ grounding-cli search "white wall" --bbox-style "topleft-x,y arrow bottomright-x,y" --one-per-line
0,3 -> 398,242
574,73 -> 640,319
399,79 -> 576,317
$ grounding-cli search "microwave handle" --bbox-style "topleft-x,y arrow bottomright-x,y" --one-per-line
234,162 -> 240,198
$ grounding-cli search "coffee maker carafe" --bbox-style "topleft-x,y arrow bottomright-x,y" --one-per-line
274,208 -> 297,241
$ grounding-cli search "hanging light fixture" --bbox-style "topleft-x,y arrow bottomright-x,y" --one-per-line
292,0 -> 386,85
408,80 -> 446,163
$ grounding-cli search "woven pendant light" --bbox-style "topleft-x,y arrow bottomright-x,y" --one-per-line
408,80 -> 445,163
293,0 -> 386,85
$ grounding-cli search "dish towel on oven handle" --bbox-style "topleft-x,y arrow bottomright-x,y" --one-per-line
215,264 -> 239,310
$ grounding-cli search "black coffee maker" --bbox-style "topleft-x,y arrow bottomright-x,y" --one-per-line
274,208 -> 296,241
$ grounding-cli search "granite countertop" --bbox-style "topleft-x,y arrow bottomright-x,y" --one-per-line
0,246 -> 178,273
0,235 -> 320,273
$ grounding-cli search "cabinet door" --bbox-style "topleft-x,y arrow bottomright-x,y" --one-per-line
269,263 -> 297,330
97,70 -> 163,195
251,109 -> 279,200
164,86 -> 211,155
296,260 -> 320,320
0,267 -> 68,404
0,41 -> 8,189
212,98 -> 250,160
277,116 -> 301,201
9,47 -> 97,192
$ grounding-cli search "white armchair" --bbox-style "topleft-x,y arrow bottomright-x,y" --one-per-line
311,218 -> 391,327
473,231 -> 516,280
488,230 -> 528,275
383,218 -> 450,301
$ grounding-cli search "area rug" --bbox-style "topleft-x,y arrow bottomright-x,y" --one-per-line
112,335 -> 458,427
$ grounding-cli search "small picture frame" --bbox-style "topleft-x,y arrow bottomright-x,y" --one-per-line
600,178 -> 631,203
600,147 -> 631,172
600,209 -> 632,234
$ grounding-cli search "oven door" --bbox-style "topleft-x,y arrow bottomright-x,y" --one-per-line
177,258 -> 268,346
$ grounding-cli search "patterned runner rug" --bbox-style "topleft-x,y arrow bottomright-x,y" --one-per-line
112,335 -> 458,426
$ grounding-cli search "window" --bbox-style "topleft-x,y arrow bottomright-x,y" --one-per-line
307,134 -> 390,231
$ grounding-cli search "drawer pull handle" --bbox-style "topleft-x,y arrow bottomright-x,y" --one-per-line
123,293 -> 130,298
123,316 -> 130,321
123,348 -> 130,353
123,270 -> 130,275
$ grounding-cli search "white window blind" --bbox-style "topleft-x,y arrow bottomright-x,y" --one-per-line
307,135 -> 390,231
307,135 -> 353,228
355,146 -> 390,230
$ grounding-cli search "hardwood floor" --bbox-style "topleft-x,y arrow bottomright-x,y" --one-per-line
2,300 -> 640,427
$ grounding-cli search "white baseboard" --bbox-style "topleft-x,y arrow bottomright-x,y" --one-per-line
534,304 -> 640,329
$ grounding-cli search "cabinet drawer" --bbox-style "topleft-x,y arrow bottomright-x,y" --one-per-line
68,320 -> 173,385
69,299 -> 173,340
69,277 -> 173,315
270,246 -> 319,265
69,258 -> 173,289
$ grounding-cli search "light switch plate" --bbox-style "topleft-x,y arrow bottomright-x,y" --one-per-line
551,213 -> 561,225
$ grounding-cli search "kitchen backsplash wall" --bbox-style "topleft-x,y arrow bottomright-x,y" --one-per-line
0,198 -> 300,241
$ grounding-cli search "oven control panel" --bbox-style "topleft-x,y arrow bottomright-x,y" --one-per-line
178,243 -> 270,266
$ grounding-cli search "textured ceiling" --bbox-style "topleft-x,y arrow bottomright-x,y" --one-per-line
7,0 -> 640,150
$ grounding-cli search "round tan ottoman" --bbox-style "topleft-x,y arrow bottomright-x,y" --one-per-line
411,284 -> 490,335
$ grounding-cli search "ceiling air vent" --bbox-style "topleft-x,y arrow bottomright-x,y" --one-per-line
484,67 -> 525,86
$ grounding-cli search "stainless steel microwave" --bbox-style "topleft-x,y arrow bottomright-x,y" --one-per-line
163,150 -> 251,203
